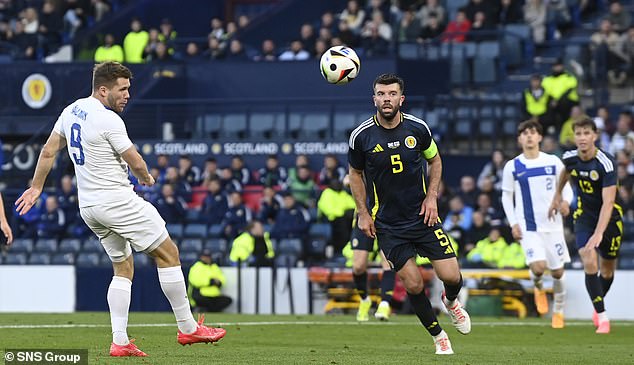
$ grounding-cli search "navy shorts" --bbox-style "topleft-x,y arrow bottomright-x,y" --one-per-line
377,221 -> 456,272
350,226 -> 375,251
575,219 -> 622,259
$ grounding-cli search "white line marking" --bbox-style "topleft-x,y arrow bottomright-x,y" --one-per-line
1,321 -> 633,329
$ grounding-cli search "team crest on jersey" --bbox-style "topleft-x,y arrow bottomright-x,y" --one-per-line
352,238 -> 359,247
404,136 -> 417,148
545,166 -> 553,174
590,170 -> 599,181
387,141 -> 400,149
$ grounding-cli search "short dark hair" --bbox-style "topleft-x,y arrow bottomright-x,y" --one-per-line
573,117 -> 597,132
517,119 -> 543,136
373,73 -> 405,94
92,62 -> 132,90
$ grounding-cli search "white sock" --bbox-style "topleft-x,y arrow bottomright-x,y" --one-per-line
530,271 -> 543,290
158,266 -> 197,334
107,276 -> 131,346
598,311 -> 609,322
553,275 -> 565,314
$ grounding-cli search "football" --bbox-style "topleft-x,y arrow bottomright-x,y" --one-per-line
319,46 -> 360,85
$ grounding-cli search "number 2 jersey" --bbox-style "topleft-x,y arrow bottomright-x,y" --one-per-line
562,148 -> 622,232
348,113 -> 438,231
53,96 -> 135,208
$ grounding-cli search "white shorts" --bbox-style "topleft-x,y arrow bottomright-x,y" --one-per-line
520,231 -> 571,270
80,194 -> 168,262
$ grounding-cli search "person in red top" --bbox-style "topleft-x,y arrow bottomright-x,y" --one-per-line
442,10 -> 472,43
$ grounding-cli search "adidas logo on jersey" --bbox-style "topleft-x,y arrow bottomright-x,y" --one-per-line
372,144 -> 384,153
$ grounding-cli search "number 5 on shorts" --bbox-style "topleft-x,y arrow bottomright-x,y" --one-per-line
434,228 -> 454,254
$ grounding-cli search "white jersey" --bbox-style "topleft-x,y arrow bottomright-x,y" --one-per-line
501,152 -> 573,232
53,96 -> 134,208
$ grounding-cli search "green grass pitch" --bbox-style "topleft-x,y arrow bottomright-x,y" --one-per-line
1,313 -> 632,364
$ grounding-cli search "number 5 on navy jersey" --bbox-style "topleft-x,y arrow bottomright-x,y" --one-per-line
70,123 -> 85,165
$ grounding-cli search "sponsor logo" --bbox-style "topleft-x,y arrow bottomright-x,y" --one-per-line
387,141 -> 400,149
371,144 -> 384,153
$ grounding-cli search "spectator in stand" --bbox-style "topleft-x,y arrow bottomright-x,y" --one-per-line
123,18 -> 149,63
136,167 -> 161,203
463,211 -> 491,256
92,0 -> 110,22
442,10 -> 471,43
615,150 -> 634,183
360,10 -> 391,56
37,195 -> 66,239
201,157 -> 220,186
222,21 -> 237,43
182,42 -> 202,61
21,7 -> 38,34
159,18 -> 177,53
418,14 -> 444,42
203,36 -> 225,60
319,11 -> 337,34
142,28 -> 161,61
258,186 -> 283,224
237,15 -> 250,29
337,19 -> 358,47
94,33 -> 124,62
497,0 -> 522,25
590,19 -> 627,86
542,59 -> 578,135
222,191 -> 251,239
155,154 -> 170,184
152,41 -> 173,63
230,156 -> 251,186
521,74 -> 549,124
209,17 -> 225,39
466,226 -> 508,268
524,0 -> 547,44
271,192 -> 310,239
340,0 -> 366,35
541,134 -> 562,158
463,0 -> 495,23
319,154 -> 346,186
364,0 -> 391,25
299,23 -> 316,56
475,192 -> 502,226
606,1 -> 631,33
38,0 -> 62,55
417,0 -> 445,27
317,179 -> 356,251
12,181 -> 45,238
229,220 -> 274,267
257,155 -> 287,187
467,11 -> 496,42
225,39 -> 248,60
437,180 -> 453,220
618,26 -> 634,81
220,167 -> 243,193
278,39 -> 310,61
318,26 -> 334,47
314,38 -> 329,58
608,111 -> 634,156
188,249 -> 233,312
398,8 -> 421,43
178,155 -> 201,187
617,185 -> 634,221
457,175 -> 478,208
558,105 -> 586,149
443,195 -> 474,232
10,20 -> 37,59
253,39 -> 277,62
165,166 -> 192,202
287,154 -> 310,182
617,162 -> 634,191
200,177 -> 228,226
155,184 -> 187,224
477,149 -> 506,192
286,165 -> 317,208
593,116 -> 611,150
545,0 -> 570,39
57,175 -> 78,229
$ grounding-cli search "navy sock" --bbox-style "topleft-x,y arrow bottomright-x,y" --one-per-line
585,274 -> 605,313
407,290 -> 442,336
599,275 -> 614,297
380,270 -> 395,303
353,272 -> 368,299
444,274 -> 463,302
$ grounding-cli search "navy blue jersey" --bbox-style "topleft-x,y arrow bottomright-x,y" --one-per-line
348,113 -> 437,230
562,148 -> 622,231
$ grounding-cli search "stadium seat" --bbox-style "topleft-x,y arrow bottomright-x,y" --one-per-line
473,42 -> 500,84
179,251 -> 198,266
180,238 -> 203,253
306,237 -> 328,259
222,113 -> 248,139
82,237 -> 102,253
276,238 -> 303,256
51,253 -> 75,265
166,223 -> 184,239
4,253 -> 28,265
302,113 -> 330,139
58,238 -> 82,253
28,253 -> 51,265
205,238 -> 228,255
10,238 -> 34,253
322,255 -> 347,268
618,257 -> 634,270
208,224 -> 224,238
309,223 -> 332,241
398,43 -> 420,60
274,253 -> 298,268
185,209 -> 201,223
202,114 -> 222,138
287,113 -> 303,138
249,113 -> 277,139
619,241 -> 634,256
184,223 -> 207,239
34,238 -> 58,253
76,253 -> 100,266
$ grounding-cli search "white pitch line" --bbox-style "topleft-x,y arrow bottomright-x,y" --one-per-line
0,321 -> 633,329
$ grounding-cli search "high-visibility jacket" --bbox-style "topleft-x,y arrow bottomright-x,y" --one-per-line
123,30 -> 149,63
188,262 -> 226,306
230,231 -> 274,263
542,72 -> 578,102
497,242 -> 526,269
94,45 -> 124,63
467,237 -> 507,267
523,88 -> 549,117
317,188 -> 356,221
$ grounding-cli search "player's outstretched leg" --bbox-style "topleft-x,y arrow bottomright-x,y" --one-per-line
442,274 -> 471,335
551,271 -> 566,329
375,269 -> 394,321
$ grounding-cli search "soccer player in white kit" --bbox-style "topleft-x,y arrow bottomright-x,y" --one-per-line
15,62 -> 225,357
501,120 -> 573,328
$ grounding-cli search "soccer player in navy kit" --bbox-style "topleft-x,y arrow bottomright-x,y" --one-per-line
550,118 -> 623,334
348,74 -> 470,355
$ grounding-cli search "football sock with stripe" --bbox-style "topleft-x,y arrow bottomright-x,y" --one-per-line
585,273 -> 605,313
107,276 -> 131,346
353,272 -> 368,300
443,274 -> 463,303
599,274 -> 614,297
380,270 -> 395,303
553,275 -> 565,314
407,290 -> 442,336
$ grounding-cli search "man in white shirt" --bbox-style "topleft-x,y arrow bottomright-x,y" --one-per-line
15,62 -> 225,357
501,119 -> 573,328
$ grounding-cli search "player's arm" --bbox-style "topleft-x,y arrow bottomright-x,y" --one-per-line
121,146 -> 154,186
585,185 -> 617,249
348,165 -> 375,238
420,151 -> 441,226
0,193 -> 13,245
500,162 -> 521,240
549,168 -> 570,219
15,131 -> 66,215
